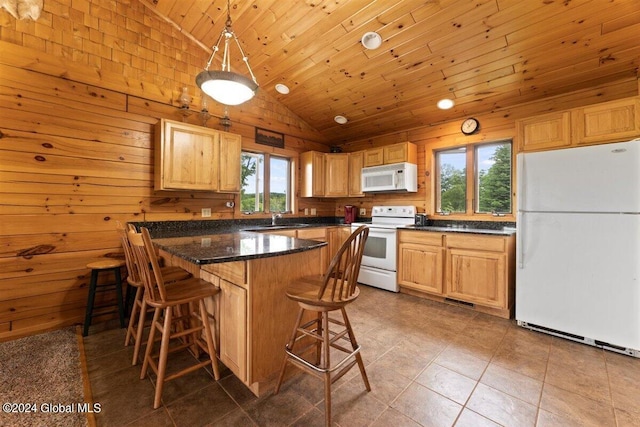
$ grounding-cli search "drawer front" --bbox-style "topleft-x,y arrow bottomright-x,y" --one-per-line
398,230 -> 444,246
202,261 -> 246,285
297,227 -> 327,240
446,234 -> 505,252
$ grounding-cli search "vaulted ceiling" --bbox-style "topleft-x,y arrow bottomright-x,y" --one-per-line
142,0 -> 640,142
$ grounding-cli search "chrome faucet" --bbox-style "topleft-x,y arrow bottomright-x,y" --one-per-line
271,212 -> 282,225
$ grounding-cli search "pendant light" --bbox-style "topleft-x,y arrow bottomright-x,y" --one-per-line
195,0 -> 258,106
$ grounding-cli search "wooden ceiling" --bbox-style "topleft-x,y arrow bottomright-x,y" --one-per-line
142,0 -> 640,143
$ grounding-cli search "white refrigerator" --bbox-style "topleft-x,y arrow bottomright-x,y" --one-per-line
516,139 -> 640,357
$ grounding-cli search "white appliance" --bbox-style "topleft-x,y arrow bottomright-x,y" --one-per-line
516,139 -> 640,357
362,162 -> 417,193
351,205 -> 416,292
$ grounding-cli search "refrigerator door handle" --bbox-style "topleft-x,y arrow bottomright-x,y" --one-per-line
516,154 -> 525,211
517,211 -> 524,269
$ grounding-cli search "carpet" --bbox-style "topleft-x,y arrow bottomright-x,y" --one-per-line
0,326 -> 94,427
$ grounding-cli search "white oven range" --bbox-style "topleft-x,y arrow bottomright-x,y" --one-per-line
351,206 -> 416,292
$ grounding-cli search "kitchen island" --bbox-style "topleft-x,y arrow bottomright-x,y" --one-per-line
148,230 -> 327,397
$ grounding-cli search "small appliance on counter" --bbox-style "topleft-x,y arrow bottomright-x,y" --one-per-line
344,205 -> 357,224
414,213 -> 428,226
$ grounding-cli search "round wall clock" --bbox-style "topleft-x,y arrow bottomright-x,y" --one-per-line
461,117 -> 480,135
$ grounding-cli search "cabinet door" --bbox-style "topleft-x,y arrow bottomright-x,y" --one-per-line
384,142 -> 416,164
348,151 -> 364,196
218,131 -> 242,192
398,243 -> 444,294
363,148 -> 384,166
516,112 -> 571,152
573,98 -> 640,145
158,120 -> 219,190
300,151 -> 325,197
219,279 -> 247,382
325,154 -> 349,197
446,249 -> 506,308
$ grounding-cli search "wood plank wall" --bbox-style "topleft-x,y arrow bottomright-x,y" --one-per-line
0,0 -> 637,340
0,0 -> 332,340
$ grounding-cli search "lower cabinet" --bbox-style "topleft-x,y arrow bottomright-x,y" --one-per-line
398,230 -> 515,318
398,232 -> 445,295
219,278 -> 247,382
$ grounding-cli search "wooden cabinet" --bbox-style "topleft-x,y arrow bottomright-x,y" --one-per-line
517,97 -> 640,153
516,112 -> 571,152
219,278 -> 247,382
324,153 -> 349,197
363,142 -> 417,166
327,226 -> 351,262
300,151 -> 364,198
398,230 -> 515,318
573,97 -> 640,145
300,151 -> 325,197
348,151 -> 364,196
363,147 -> 384,166
398,231 -> 445,295
218,132 -> 242,192
154,119 -> 241,192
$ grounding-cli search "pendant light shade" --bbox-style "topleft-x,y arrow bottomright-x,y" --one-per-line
196,70 -> 258,106
196,0 -> 258,106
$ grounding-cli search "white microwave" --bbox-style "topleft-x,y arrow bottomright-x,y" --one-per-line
361,162 -> 418,193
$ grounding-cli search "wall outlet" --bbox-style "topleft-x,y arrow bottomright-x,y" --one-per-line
201,208 -> 211,217
359,208 -> 366,216
304,208 -> 309,215
310,208 -> 317,216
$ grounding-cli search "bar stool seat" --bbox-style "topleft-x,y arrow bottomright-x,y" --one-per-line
83,259 -> 127,336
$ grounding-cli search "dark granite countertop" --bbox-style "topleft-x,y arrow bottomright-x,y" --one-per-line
402,225 -> 516,236
152,231 -> 327,265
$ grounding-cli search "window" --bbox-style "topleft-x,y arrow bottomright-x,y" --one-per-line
435,140 -> 512,216
241,152 -> 292,213
476,142 -> 512,214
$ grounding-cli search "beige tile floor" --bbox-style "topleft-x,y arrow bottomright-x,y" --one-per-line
83,285 -> 640,427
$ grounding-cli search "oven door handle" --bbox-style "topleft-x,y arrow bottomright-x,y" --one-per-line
364,227 -> 397,235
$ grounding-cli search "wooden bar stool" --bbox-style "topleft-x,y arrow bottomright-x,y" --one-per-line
116,222 -> 192,365
82,259 -> 127,336
129,227 -> 221,409
274,225 -> 370,427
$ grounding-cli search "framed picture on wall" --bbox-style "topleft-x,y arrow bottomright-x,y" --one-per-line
255,127 -> 285,148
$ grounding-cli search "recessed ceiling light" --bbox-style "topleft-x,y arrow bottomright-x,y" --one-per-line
275,83 -> 290,94
437,98 -> 454,110
361,32 -> 382,50
334,115 -> 348,124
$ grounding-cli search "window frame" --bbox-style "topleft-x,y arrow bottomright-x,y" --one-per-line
432,139 -> 514,220
240,150 -> 294,214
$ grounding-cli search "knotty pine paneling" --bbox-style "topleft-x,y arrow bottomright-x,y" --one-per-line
0,1 -> 329,339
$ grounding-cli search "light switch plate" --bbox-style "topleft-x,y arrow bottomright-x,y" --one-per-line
201,208 -> 211,217
310,208 -> 317,215
359,208 -> 366,216
304,208 -> 309,215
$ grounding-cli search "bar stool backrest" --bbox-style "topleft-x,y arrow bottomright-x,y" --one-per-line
318,225 -> 369,302
116,221 -> 141,286
127,227 -> 167,303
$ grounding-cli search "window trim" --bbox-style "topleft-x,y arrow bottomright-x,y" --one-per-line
432,139 -> 514,220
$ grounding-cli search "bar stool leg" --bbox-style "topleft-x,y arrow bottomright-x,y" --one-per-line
83,269 -> 99,337
114,267 -> 125,328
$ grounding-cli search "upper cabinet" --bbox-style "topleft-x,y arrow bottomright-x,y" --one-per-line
516,97 -> 640,153
300,151 -> 364,198
363,142 -> 417,167
154,119 -> 241,192
573,98 -> 640,145
516,112 -> 571,152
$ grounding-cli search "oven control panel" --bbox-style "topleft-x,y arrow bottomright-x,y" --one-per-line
371,206 -> 416,218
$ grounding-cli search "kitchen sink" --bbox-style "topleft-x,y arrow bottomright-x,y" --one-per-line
242,223 -> 312,231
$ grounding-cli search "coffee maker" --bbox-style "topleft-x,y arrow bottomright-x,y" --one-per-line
344,205 -> 357,224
